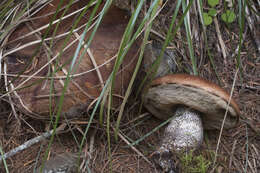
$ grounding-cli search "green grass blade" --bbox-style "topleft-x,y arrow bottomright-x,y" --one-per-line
0,145 -> 9,173
39,0 -> 103,172
129,116 -> 174,147
136,0 -> 192,97
182,0 -> 197,75
99,0 -> 146,135
237,0 -> 245,78
115,0 -> 161,141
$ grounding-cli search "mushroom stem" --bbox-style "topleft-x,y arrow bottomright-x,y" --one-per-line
152,106 -> 203,172
144,74 -> 240,172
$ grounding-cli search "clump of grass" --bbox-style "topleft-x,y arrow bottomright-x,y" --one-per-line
180,150 -> 211,173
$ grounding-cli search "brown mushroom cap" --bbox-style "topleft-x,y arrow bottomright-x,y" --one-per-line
5,2 -> 139,119
143,74 -> 240,129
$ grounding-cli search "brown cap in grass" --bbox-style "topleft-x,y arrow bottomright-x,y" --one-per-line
143,74 -> 240,129
5,2 -> 139,119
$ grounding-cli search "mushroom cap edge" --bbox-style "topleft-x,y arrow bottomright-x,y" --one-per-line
143,74 -> 240,129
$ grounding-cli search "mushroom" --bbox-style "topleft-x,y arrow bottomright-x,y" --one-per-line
4,2 -> 139,119
143,74 -> 240,172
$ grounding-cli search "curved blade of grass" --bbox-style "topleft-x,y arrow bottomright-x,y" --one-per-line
0,3 -> 18,31
106,86 -> 113,171
129,116 -> 175,147
47,0 -> 93,123
136,0 -> 192,97
38,0 -> 103,172
1,2 -> 98,99
182,0 -> 197,75
103,0 -> 147,170
130,0 -> 194,148
237,0 -> 245,79
100,0 -> 162,137
0,0 -> 39,41
99,0 -> 146,130
2,1 -> 92,98
47,0 -> 68,125
115,0 -> 161,141
38,0 -> 81,170
0,0 -> 17,22
37,0 -> 81,170
1,0 -> 54,90
46,0 -> 99,122
102,0 -> 146,123
0,146 -> 9,173
74,1 -> 115,172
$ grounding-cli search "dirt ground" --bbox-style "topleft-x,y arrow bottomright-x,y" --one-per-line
0,0 -> 259,173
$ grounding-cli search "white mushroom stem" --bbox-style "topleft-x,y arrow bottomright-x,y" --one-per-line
152,107 -> 203,172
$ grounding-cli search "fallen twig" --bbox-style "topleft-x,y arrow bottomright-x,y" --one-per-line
0,123 -> 66,162
214,17 -> 227,65
245,3 -> 260,61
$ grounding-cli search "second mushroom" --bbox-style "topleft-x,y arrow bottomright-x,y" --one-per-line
143,74 -> 240,172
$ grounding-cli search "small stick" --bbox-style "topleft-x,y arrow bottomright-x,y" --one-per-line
3,60 -> 20,121
0,123 -> 66,162
213,18 -> 227,65
73,32 -> 105,88
245,4 -> 260,60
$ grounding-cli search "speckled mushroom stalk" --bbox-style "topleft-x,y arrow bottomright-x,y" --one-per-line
143,74 -> 240,172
